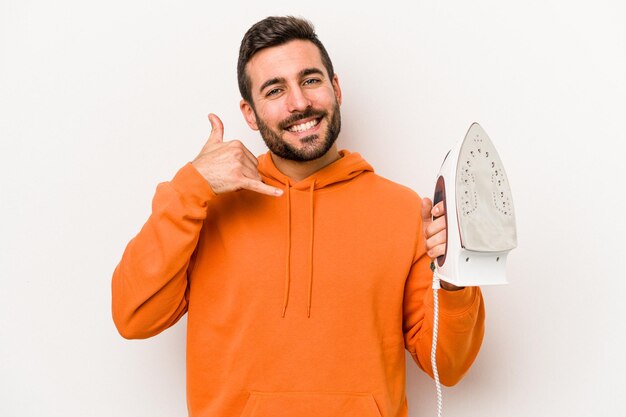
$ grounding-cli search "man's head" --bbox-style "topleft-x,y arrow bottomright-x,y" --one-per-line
238,16 -> 342,162
237,16 -> 335,106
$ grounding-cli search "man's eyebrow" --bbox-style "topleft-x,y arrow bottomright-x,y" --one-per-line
258,68 -> 326,94
300,67 -> 325,78
259,77 -> 285,94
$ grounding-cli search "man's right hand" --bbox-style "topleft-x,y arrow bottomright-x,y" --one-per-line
191,114 -> 283,197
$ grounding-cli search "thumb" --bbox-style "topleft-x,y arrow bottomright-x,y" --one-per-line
421,197 -> 433,223
207,113 -> 224,144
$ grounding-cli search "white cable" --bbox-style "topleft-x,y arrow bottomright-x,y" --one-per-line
431,269 -> 443,417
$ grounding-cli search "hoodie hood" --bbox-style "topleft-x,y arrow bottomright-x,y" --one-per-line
256,149 -> 374,318
257,149 -> 373,190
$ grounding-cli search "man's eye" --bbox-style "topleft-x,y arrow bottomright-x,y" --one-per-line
304,78 -> 321,86
266,88 -> 282,97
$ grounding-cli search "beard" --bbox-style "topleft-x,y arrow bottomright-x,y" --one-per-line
255,102 -> 341,162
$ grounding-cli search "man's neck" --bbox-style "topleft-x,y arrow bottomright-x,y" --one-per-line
270,145 -> 341,183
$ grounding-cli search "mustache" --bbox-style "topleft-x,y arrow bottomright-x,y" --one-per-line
279,107 -> 327,130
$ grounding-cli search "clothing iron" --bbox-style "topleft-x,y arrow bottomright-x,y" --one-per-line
432,122 -> 517,287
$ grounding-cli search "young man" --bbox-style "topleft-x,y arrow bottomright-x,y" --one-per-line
112,16 -> 484,417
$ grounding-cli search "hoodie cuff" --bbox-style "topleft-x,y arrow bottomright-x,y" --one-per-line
169,162 -> 217,207
425,286 -> 480,316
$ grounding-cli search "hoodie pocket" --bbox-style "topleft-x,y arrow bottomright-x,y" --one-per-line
240,391 -> 383,417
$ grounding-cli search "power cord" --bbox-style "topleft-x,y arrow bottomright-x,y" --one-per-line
431,261 -> 443,417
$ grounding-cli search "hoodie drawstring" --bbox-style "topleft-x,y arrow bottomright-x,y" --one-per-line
280,180 -> 316,318
281,184 -> 291,318
307,180 -> 315,318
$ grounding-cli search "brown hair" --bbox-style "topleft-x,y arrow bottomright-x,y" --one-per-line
237,16 -> 335,106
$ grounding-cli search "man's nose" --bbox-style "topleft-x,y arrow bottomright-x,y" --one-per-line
286,86 -> 312,112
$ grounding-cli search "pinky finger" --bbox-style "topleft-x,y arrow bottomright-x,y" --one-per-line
243,179 -> 284,197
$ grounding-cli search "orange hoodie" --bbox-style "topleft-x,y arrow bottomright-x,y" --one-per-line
112,150 -> 485,417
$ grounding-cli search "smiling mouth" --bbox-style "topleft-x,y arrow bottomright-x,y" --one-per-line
286,117 -> 321,133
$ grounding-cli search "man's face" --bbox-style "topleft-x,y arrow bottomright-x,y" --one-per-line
240,40 -> 342,162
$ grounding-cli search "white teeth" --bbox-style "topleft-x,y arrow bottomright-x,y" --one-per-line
288,119 -> 319,132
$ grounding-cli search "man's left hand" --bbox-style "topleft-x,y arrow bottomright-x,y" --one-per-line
420,197 -> 464,291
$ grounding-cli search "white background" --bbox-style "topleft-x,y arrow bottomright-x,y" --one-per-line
1,1 -> 625,416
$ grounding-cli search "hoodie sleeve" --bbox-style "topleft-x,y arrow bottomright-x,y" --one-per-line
402,215 -> 485,386
111,163 -> 216,339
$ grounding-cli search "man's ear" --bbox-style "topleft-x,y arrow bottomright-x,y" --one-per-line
240,99 -> 259,130
332,74 -> 342,106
